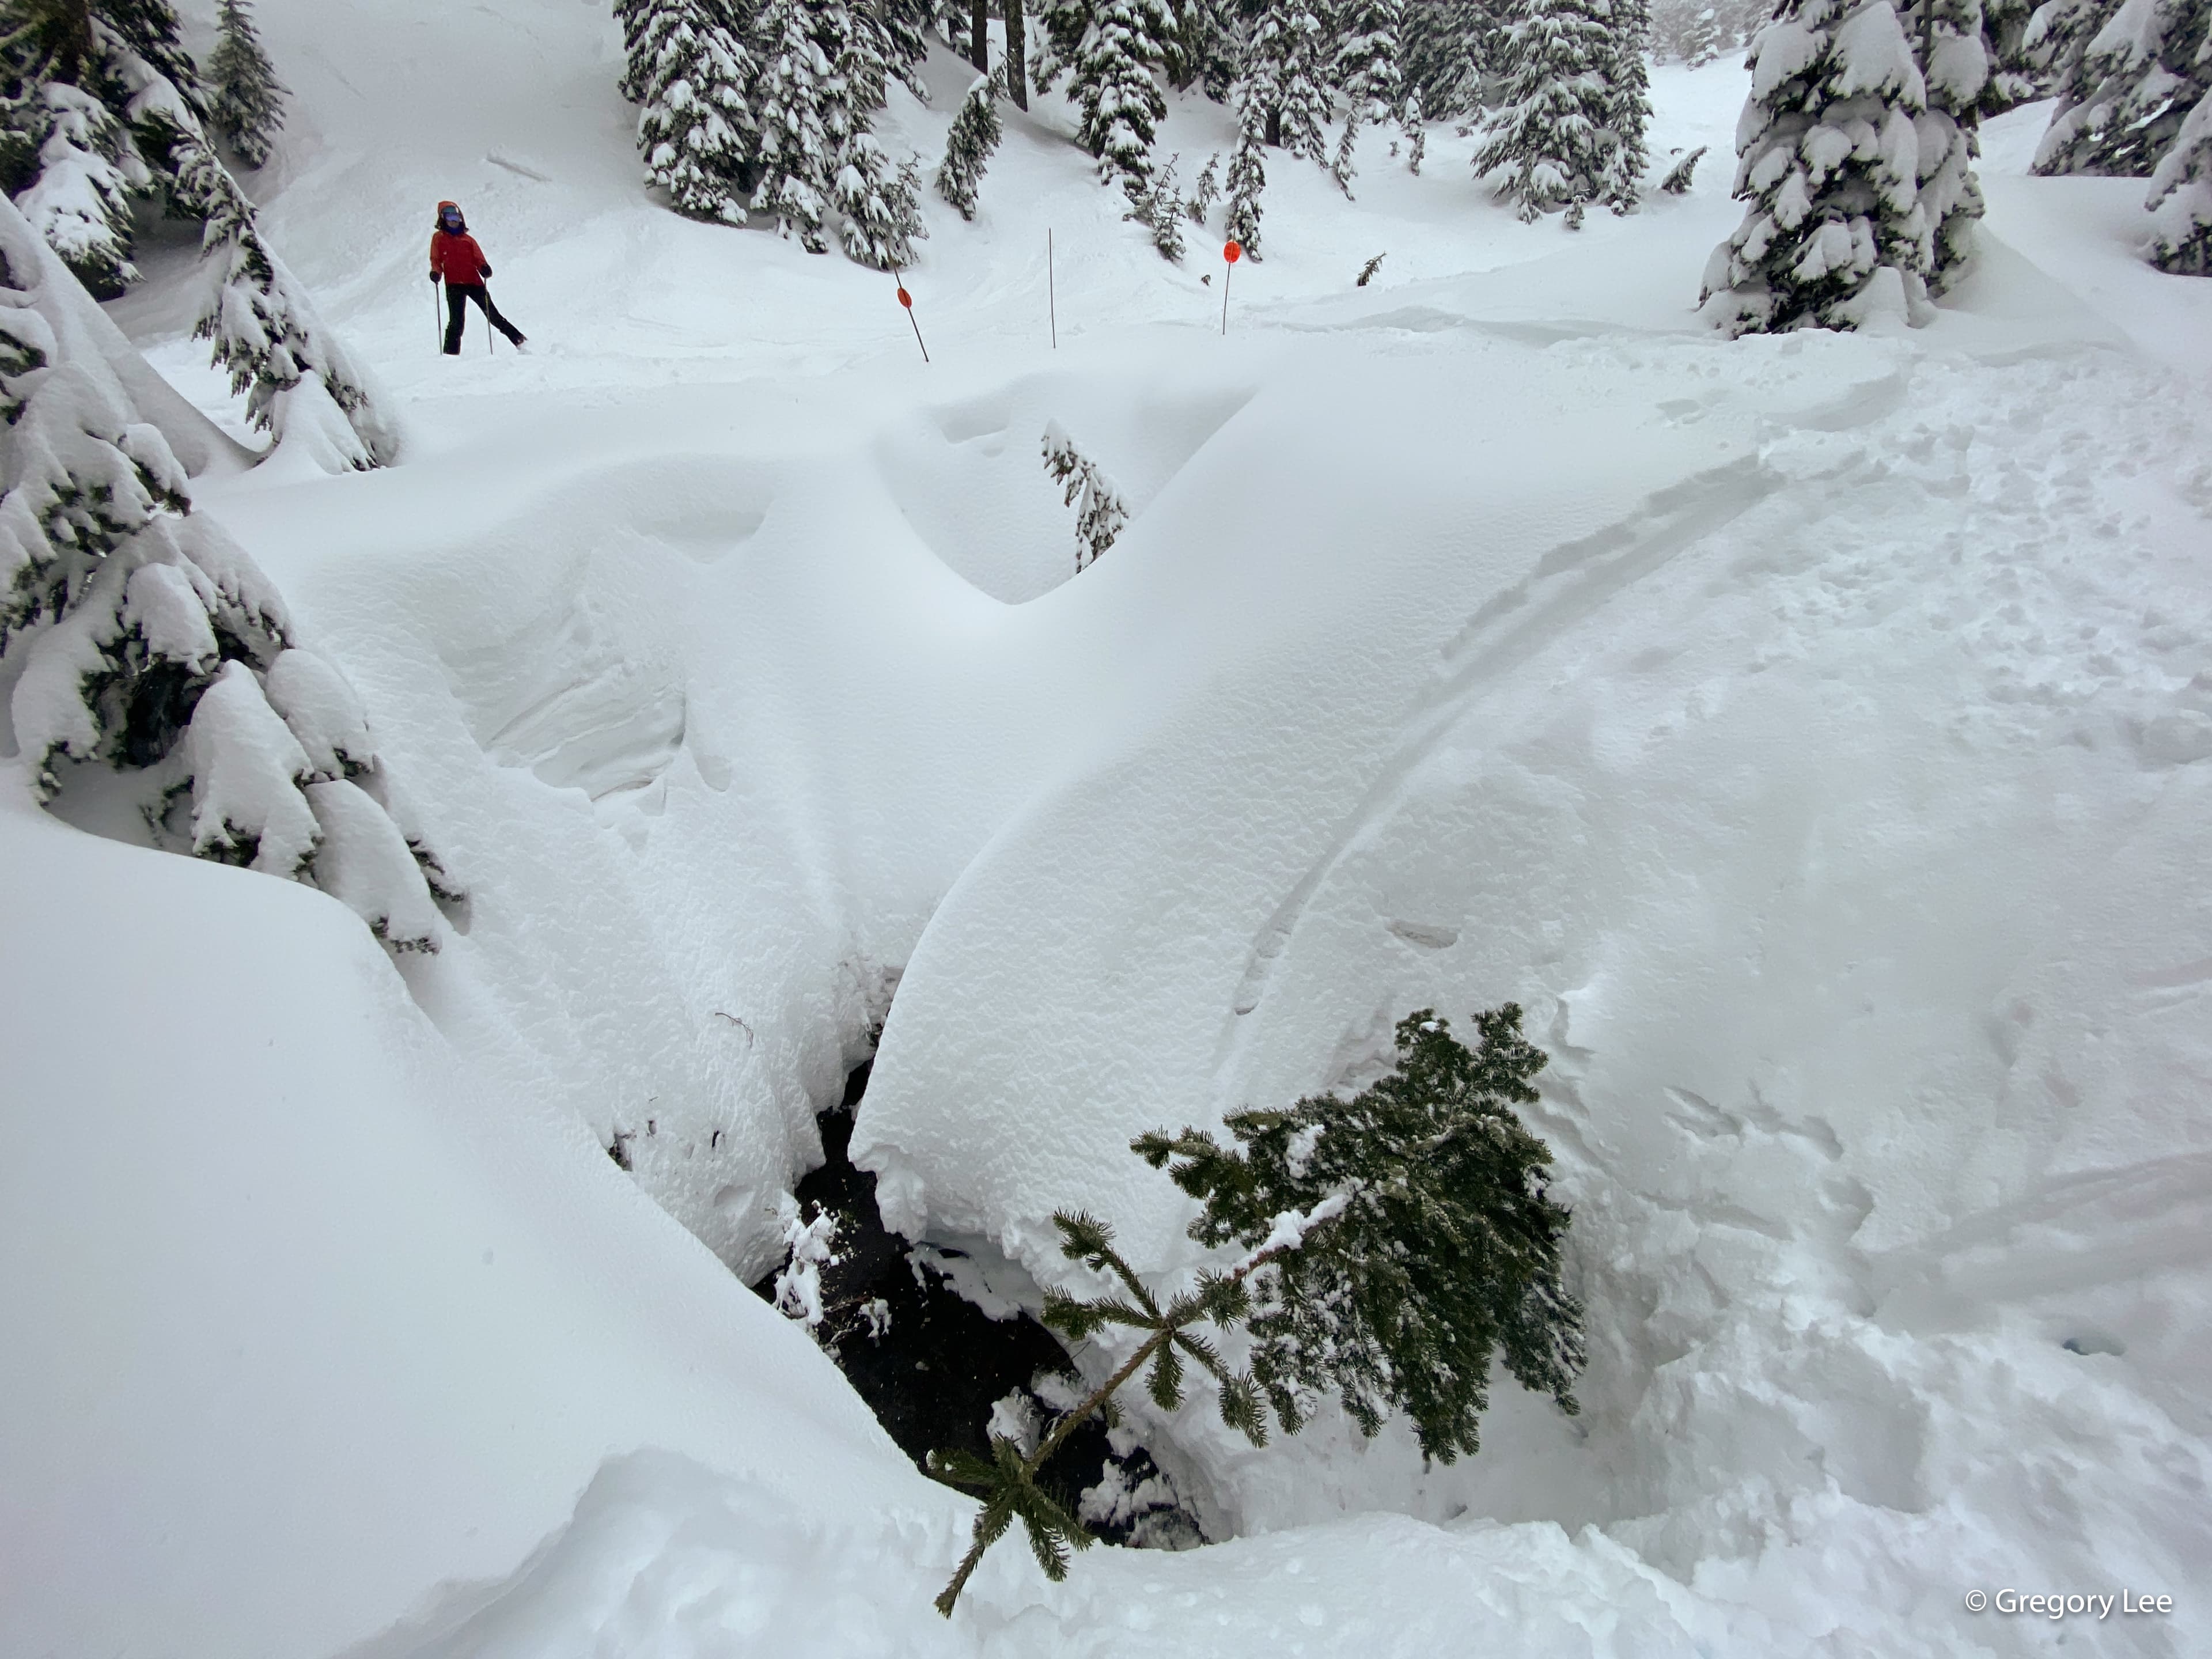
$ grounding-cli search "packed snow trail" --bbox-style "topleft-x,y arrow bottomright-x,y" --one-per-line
1,2 -> 2207,1657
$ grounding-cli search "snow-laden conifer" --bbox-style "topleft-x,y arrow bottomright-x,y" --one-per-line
1031,0 -> 1090,89
927,1006 -> 1583,1615
1224,71 -> 1270,252
1404,86 -> 1427,172
2033,0 -> 2209,175
2146,85 -> 2212,270
1978,0 -> 2043,108
2018,0 -> 2124,95
834,134 -> 926,268
1,1 -> 391,468
1185,149 -> 1221,222
1041,422 -> 1130,571
0,196 -> 452,948
1402,0 -> 1496,119
935,71 -> 1001,219
1332,0 -> 1406,195
1123,150 -> 1186,258
207,0 -> 285,168
1470,0 -> 1622,222
750,0 -> 836,249
630,0 -> 759,223
1071,0 -> 1173,197
1907,0 -> 1991,287
1244,0 -> 1335,169
1603,0 -> 1656,211
1700,0 -> 1934,334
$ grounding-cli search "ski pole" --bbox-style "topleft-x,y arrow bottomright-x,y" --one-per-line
1048,228 -> 1056,349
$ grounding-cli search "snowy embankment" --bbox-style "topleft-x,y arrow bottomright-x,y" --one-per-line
3,1 -> 2210,1655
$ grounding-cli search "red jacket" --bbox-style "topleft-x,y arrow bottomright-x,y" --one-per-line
429,228 -> 491,284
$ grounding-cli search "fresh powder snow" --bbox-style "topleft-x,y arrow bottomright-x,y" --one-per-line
2,2 -> 2207,1657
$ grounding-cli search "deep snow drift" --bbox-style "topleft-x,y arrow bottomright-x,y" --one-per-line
3,3 -> 2210,1657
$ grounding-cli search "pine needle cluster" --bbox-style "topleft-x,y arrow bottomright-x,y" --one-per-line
928,1003 -> 1585,1616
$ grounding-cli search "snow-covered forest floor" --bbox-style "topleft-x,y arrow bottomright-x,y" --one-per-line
5,1 -> 2211,1656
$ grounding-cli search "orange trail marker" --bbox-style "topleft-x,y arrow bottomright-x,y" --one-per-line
1221,240 -> 1241,335
895,272 -> 929,363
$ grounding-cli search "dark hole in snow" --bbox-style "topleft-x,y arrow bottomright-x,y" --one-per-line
751,1058 -> 1203,1550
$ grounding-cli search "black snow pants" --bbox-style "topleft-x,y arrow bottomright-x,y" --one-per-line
444,282 -> 524,353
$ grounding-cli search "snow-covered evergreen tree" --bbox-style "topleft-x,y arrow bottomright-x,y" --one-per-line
1185,149 -> 1221,222
935,71 -> 1001,218
1470,0 -> 1621,222
1977,0 -> 2042,108
2018,0 -> 2123,94
2146,85 -> 2212,270
1041,421 -> 1130,571
1071,0 -> 1173,198
1602,0 -> 1656,210
1404,86 -> 1427,172
1906,0 -> 1990,287
206,0 -> 283,168
629,0 -> 759,223
2033,0 -> 2209,176
1332,0 -> 1406,194
834,134 -> 925,267
1700,0 -> 1934,334
207,0 -> 285,166
1,0 -> 390,468
1031,0 -> 1090,89
929,1005 -> 1583,1615
750,0 -> 837,249
1401,0 -> 1498,119
1123,150 -> 1186,257
1244,0 -> 1334,169
0,196 -> 454,948
1224,66 -> 1270,252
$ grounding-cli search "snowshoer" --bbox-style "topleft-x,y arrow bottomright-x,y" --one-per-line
429,200 -> 526,353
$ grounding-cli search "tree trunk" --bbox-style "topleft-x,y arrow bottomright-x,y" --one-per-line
1002,0 -> 1028,108
970,0 -> 990,72
1266,105 -> 1283,148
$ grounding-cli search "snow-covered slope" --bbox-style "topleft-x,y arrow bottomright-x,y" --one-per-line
3,3 -> 2209,1656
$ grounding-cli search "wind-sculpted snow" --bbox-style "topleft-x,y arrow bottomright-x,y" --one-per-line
6,10 -> 2210,1657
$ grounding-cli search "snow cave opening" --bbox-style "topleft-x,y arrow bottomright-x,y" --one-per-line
749,1057 -> 1205,1550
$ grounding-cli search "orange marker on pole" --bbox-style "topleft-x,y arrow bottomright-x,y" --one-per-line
895,270 -> 929,363
1221,240 -> 1241,336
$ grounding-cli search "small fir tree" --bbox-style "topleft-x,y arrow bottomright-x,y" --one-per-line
2033,0 -> 2210,176
630,0 -> 759,223
207,0 -> 285,168
833,135 -> 926,268
1123,150 -> 1186,259
1404,86 -> 1427,172
1658,142 -> 1707,191
1071,0 -> 1173,196
1699,0 -> 1936,334
2146,85 -> 2212,271
935,71 -> 1002,219
1185,150 -> 1221,222
927,1006 -> 1584,1615
1470,0 -> 1622,222
1332,0 -> 1406,195
1041,422 -> 1131,571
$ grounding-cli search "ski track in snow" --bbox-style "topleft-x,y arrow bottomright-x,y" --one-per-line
7,6 -> 2211,1658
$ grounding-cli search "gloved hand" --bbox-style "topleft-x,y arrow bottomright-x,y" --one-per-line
428,270 -> 439,283
480,266 -> 493,279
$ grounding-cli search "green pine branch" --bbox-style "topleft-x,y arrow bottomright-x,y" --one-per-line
929,1003 -> 1584,1617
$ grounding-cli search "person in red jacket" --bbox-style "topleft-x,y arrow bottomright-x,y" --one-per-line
429,200 -> 527,354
